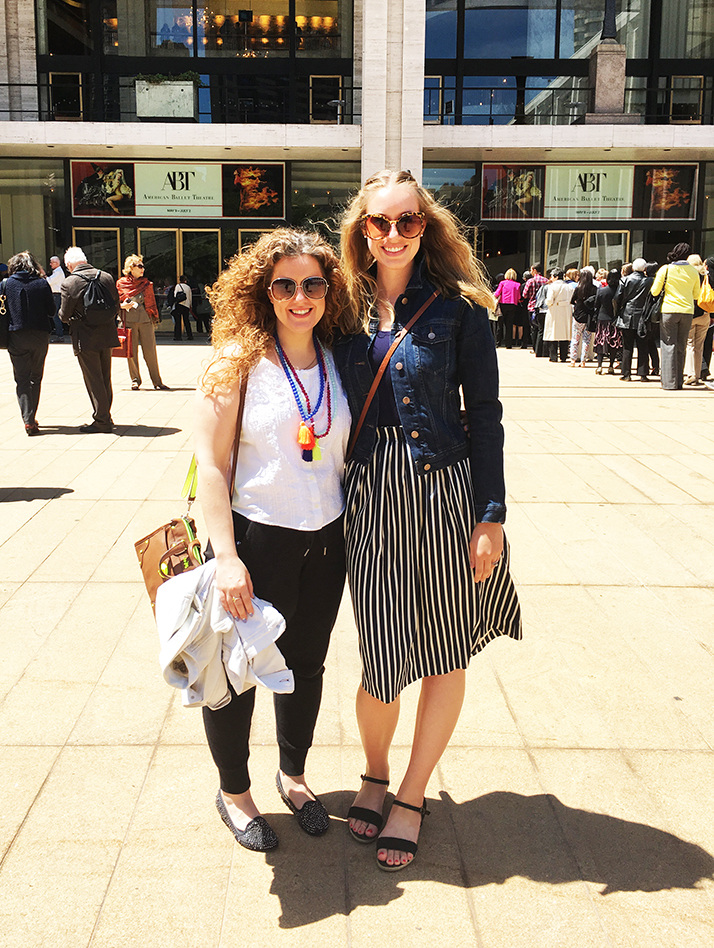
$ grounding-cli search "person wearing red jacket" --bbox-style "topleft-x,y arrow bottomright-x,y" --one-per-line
116,254 -> 169,390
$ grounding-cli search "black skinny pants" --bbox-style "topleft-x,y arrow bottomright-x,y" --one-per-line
202,511 -> 346,794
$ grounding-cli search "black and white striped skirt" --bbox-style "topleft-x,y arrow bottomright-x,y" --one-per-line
345,427 -> 522,704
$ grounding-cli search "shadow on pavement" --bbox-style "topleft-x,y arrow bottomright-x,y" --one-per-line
0,486 -> 74,502
113,425 -> 182,437
266,790 -> 714,928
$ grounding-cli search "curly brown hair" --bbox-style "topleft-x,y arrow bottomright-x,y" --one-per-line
340,170 -> 496,325
201,228 -> 359,393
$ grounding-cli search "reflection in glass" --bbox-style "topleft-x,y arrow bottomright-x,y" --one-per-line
545,231 -> 585,272
661,0 -> 714,59
291,161 -> 360,240
37,0 -> 93,55
181,231 -> 221,317
463,1 -> 556,60
73,230 -> 121,279
295,1 -> 341,57
426,0 -> 457,58
138,230 -> 179,295
422,165 -> 479,227
587,232 -> 629,272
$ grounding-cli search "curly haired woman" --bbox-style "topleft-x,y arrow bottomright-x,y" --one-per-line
194,228 -> 359,852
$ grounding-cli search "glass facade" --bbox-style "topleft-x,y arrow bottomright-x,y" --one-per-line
426,0 -> 654,125
99,1 -> 350,59
0,159 -> 67,267
661,0 -> 714,59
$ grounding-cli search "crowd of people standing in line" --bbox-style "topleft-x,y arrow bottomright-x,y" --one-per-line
491,242 -> 714,392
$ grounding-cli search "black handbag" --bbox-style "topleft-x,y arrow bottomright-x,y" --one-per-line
643,266 -> 667,325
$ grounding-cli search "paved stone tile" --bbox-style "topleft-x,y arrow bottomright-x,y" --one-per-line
1,345 -> 713,948
0,746 -> 153,948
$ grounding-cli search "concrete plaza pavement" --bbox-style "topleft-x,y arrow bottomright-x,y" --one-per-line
1,337 -> 713,947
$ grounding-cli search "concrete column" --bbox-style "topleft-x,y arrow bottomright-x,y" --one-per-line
361,0 -> 425,183
0,0 -> 39,120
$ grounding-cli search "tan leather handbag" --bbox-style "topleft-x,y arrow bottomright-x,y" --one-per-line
134,375 -> 247,611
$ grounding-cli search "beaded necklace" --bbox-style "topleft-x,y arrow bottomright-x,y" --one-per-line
275,334 -> 332,462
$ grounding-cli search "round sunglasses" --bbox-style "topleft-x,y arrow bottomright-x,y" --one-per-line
268,276 -> 329,302
360,212 -> 426,240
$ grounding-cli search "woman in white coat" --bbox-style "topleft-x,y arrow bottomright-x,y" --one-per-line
544,267 -> 574,362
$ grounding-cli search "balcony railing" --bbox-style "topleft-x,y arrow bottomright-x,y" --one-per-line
0,76 -> 361,125
423,84 -> 594,126
625,80 -> 714,125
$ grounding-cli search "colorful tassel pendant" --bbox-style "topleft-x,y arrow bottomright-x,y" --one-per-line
298,421 -> 316,462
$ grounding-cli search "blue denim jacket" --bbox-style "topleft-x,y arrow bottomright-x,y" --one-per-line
333,262 -> 506,523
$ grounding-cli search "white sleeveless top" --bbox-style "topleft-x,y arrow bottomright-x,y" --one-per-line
232,352 -> 351,531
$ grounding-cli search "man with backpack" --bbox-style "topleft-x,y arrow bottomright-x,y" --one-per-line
59,246 -> 120,433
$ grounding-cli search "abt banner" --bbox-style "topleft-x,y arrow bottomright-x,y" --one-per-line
544,166 -> 634,220
134,163 -> 223,217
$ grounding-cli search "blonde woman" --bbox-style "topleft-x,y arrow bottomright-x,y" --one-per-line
194,229 -> 357,851
336,170 -> 521,871
116,254 -> 168,390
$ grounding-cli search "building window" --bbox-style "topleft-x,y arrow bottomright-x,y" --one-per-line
36,0 -> 93,56
141,1 -> 350,59
422,165 -> 479,228
661,0 -> 714,59
426,0 -> 457,59
463,1 -> 557,60
430,1 -> 649,61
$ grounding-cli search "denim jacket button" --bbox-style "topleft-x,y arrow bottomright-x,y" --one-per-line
428,332 -> 436,339
395,361 -> 404,370
424,463 -> 431,471
401,297 -> 408,305
402,396 -> 410,405
410,430 -> 419,439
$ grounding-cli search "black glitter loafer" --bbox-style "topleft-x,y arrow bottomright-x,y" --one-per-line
347,774 -> 389,843
215,790 -> 278,852
275,771 -> 330,836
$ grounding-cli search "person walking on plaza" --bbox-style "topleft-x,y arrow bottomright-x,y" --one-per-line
116,254 -> 169,391
172,275 -> 194,340
60,246 -> 120,432
650,242 -> 700,391
683,254 -> 710,387
593,268 -> 622,375
494,268 -> 522,350
194,229 -> 356,852
544,267 -> 573,362
569,267 -> 597,367
614,257 -> 652,381
337,169 -> 521,872
522,263 -> 548,355
2,251 -> 55,435
45,255 -> 66,341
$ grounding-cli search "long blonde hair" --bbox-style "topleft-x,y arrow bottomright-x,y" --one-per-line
340,169 -> 496,325
201,228 -> 359,394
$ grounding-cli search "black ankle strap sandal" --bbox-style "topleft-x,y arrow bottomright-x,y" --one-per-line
376,798 -> 430,872
347,774 -> 389,844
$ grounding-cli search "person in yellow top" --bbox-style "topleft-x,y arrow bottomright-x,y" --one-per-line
650,242 -> 700,390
